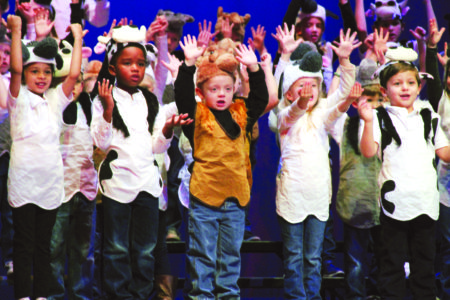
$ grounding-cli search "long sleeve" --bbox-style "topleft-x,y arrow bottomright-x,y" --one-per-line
174,63 -> 197,145
83,0 -> 110,28
90,96 -> 113,151
426,47 -> 443,112
245,67 -> 269,132
326,63 -> 356,108
153,35 -> 169,104
277,101 -> 306,132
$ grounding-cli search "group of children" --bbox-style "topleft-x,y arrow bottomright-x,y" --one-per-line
0,0 -> 449,299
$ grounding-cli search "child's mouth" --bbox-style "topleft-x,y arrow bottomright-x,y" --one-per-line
400,94 -> 410,100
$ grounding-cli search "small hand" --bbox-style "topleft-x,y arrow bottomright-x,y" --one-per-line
221,17 -> 234,39
160,53 -> 182,80
235,43 -> 258,72
347,82 -> 363,103
197,20 -> 218,47
331,28 -> 362,60
437,42 -> 449,67
6,14 -> 21,32
16,0 -> 35,23
98,79 -> 114,113
373,28 -> 389,56
260,52 -> 273,72
297,82 -> 313,110
271,23 -> 301,56
357,99 -> 374,122
68,23 -> 87,40
427,18 -> 446,48
163,113 -> 193,138
179,34 -> 206,66
409,26 -> 427,44
248,25 -> 266,54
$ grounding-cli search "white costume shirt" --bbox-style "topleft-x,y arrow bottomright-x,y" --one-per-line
371,100 -> 449,220
8,85 -> 71,209
60,101 -> 98,203
91,86 -> 171,203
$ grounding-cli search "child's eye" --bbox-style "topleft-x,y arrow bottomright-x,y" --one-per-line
45,70 -> 52,75
138,62 -> 146,67
367,99 -> 373,102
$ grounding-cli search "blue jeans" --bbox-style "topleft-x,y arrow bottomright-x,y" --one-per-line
343,223 -> 381,300
186,198 -> 245,300
278,215 -> 326,300
102,192 -> 159,300
439,203 -> 450,300
48,192 -> 96,300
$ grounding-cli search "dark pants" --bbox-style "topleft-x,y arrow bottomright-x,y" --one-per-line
102,192 -> 159,300
165,137 -> 184,233
343,223 -> 381,300
0,153 -> 13,265
12,203 -> 58,299
379,212 -> 437,300
322,207 -> 337,265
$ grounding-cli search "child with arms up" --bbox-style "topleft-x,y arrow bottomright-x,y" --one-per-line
90,24 -> 190,300
6,14 -> 84,300
359,46 -> 450,300
174,35 -> 268,298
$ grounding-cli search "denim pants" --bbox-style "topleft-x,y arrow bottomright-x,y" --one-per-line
278,215 -> 326,300
0,153 -> 13,265
102,192 -> 159,300
439,203 -> 450,300
186,198 -> 245,300
379,212 -> 437,300
12,203 -> 58,299
48,192 -> 96,300
343,223 -> 381,300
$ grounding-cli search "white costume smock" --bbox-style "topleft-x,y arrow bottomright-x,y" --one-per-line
8,84 -> 71,209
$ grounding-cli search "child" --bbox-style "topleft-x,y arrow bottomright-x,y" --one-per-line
0,24 -> 13,279
330,58 -> 384,299
275,29 -> 358,299
358,46 -> 450,300
5,14 -> 84,300
90,24 -> 190,300
174,35 -> 268,298
48,67 -> 98,299
424,19 -> 450,299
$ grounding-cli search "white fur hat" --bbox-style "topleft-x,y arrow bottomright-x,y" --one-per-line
281,51 -> 323,96
298,4 -> 326,26
23,37 -> 59,67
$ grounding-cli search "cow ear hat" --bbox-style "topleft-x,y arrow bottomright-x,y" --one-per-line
278,43 -> 323,99
22,37 -> 62,70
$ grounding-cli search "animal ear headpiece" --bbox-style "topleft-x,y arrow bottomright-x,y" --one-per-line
366,0 -> 409,21
22,37 -> 60,68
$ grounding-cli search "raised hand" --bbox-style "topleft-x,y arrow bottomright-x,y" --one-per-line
331,29 -> 362,66
160,53 -> 182,80
271,23 -> 302,57
163,113 -> 193,138
98,79 -> 114,121
248,25 -> 266,54
69,23 -> 87,40
373,28 -> 389,56
348,82 -> 363,103
179,34 -> 206,66
427,18 -> 446,49
358,99 -> 374,122
221,17 -> 234,39
6,14 -> 21,32
409,26 -> 427,44
197,20 -> 218,48
35,7 -> 54,40
235,43 -> 258,72
146,15 -> 168,42
296,81 -> 313,110
437,42 -> 449,67
260,52 -> 273,73
16,0 -> 35,23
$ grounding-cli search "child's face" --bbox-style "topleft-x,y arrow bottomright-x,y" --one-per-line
109,47 -> 146,91
375,19 -> 403,42
167,32 -> 181,53
24,62 -> 52,96
0,43 -> 10,75
300,17 -> 324,44
359,94 -> 384,109
286,77 -> 320,111
382,70 -> 420,113
196,75 -> 235,111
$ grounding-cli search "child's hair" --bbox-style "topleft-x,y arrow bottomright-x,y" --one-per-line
361,84 -> 382,98
379,62 -> 420,88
